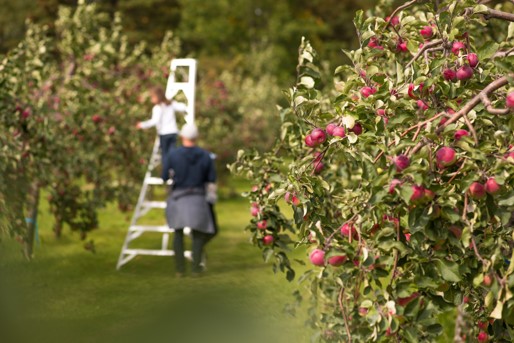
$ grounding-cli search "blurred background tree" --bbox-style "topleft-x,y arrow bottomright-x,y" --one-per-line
0,0 -> 379,185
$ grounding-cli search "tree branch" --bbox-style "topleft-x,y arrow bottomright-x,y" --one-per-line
406,39 -> 443,68
479,93 -> 510,115
484,8 -> 514,22
436,74 -> 513,134
493,47 -> 514,58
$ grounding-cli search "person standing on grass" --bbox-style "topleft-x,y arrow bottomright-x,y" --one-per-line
162,123 -> 218,277
136,86 -> 187,160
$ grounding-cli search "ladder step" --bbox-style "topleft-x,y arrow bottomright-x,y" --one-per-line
129,225 -> 173,233
123,248 -> 174,256
145,177 -> 164,185
122,249 -> 192,258
142,201 -> 167,209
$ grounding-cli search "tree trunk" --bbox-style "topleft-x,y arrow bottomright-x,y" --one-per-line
53,215 -> 63,238
23,182 -> 40,260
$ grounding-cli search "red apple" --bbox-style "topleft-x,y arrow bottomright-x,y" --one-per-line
454,129 -> 469,141
506,92 -> 514,109
404,233 -> 411,242
417,100 -> 429,111
314,161 -> 324,174
420,26 -> 433,39
467,53 -> 479,68
485,177 -> 500,195
263,235 -> 274,246
250,206 -> 260,217
451,41 -> 466,55
309,249 -> 325,266
340,223 -> 357,238
305,134 -> 316,147
469,182 -> 486,199
396,40 -> 408,52
386,16 -> 400,26
456,64 -> 473,81
376,109 -> 386,116
389,179 -> 402,194
410,185 -> 426,204
92,114 -> 102,123
257,220 -> 267,230
436,147 -> 456,168
310,128 -> 326,145
326,123 -> 337,135
328,255 -> 347,266
443,68 -> 457,82
332,126 -> 345,138
360,86 -> 376,98
367,37 -> 384,50
393,154 -> 410,172
478,321 -> 489,330
350,123 -> 363,135
477,331 -> 488,343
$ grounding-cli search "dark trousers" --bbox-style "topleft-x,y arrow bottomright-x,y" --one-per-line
174,229 -> 213,273
159,133 -> 177,161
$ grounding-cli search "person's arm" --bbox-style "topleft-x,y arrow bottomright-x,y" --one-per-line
138,105 -> 161,129
205,152 -> 217,203
206,152 -> 217,183
172,101 -> 188,113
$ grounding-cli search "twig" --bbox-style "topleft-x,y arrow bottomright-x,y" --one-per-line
385,0 -> 420,30
436,74 -> 513,134
446,159 -> 466,184
461,112 -> 478,145
338,288 -> 352,342
493,47 -> 514,59
471,236 -> 487,265
424,46 -> 444,65
462,193 -> 468,221
406,39 -> 443,68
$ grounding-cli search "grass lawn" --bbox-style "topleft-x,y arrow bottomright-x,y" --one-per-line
1,176 -> 457,343
0,177 -> 312,343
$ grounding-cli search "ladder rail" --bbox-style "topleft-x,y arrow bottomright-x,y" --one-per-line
117,58 -> 197,270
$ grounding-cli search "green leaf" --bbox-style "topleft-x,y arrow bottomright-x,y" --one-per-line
408,207 -> 430,234
499,191 -> 514,206
478,41 -> 499,60
434,259 -> 462,282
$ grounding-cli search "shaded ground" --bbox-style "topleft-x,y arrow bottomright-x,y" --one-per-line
0,179 -> 312,343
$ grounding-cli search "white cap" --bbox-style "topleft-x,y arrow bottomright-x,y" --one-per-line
180,123 -> 199,140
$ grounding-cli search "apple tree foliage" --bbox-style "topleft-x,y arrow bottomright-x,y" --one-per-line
0,1 -> 180,257
232,0 -> 514,341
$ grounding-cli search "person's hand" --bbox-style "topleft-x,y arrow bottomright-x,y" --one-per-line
136,122 -> 142,129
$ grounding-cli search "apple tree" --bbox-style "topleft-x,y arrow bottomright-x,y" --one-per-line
0,1 -> 180,258
232,0 -> 514,341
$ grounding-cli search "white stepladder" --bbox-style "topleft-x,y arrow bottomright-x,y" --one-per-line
116,58 -> 197,270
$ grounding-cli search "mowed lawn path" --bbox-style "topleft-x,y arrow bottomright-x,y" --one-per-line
0,179 -> 312,343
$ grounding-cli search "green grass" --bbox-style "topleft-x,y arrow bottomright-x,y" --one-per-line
0,178 -> 312,343
0,176 -> 458,343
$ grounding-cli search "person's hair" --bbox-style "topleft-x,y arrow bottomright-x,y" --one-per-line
150,86 -> 171,105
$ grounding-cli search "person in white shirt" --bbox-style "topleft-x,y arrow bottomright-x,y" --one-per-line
136,86 -> 188,160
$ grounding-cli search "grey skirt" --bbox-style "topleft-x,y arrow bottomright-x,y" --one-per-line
166,188 -> 215,234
